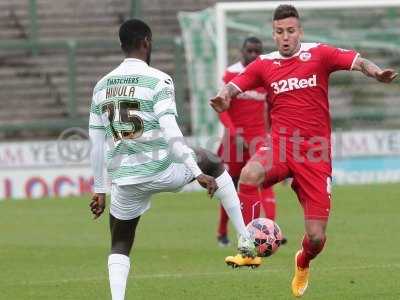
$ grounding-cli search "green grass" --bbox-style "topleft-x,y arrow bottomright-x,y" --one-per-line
1,183 -> 400,299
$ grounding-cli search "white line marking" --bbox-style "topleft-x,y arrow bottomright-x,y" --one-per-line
6,263 -> 400,287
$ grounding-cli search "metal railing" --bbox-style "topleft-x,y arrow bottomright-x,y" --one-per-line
26,0 -> 142,45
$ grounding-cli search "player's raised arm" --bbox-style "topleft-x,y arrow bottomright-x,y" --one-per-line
155,75 -> 218,197
352,56 -> 398,83
159,114 -> 218,197
211,56 -> 265,113
209,83 -> 241,113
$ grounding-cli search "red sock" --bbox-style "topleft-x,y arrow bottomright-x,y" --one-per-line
260,188 -> 276,221
238,183 -> 261,225
297,235 -> 326,269
217,205 -> 229,236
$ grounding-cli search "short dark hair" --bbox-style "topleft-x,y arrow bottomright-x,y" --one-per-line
242,36 -> 262,48
273,4 -> 300,21
119,19 -> 152,53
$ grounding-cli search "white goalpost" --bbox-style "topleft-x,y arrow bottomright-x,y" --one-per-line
215,0 -> 400,86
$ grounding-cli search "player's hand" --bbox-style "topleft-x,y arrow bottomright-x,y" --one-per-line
210,90 -> 231,112
196,174 -> 218,198
90,193 -> 106,219
376,69 -> 398,83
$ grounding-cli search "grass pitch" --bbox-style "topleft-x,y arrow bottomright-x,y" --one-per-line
1,183 -> 399,299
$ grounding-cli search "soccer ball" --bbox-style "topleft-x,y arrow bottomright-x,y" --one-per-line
246,218 -> 283,257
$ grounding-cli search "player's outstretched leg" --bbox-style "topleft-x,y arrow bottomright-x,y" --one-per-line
108,214 -> 140,300
194,148 -> 255,257
217,205 -> 231,246
224,148 -> 291,268
217,173 -> 239,247
216,176 -> 238,247
223,160 -> 267,268
291,220 -> 327,297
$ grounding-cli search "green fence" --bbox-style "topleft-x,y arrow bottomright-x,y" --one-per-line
0,37 -> 185,133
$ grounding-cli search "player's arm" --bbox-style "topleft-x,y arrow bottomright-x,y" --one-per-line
159,115 -> 217,197
217,70 -> 239,135
155,76 -> 217,197
88,94 -> 107,219
210,83 -> 241,113
210,58 -> 264,112
352,56 -> 398,83
321,44 -> 398,83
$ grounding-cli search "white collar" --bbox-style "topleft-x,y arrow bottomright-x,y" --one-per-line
261,43 -> 319,60
123,58 -> 147,64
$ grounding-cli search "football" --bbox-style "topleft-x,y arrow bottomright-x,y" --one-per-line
247,218 -> 283,257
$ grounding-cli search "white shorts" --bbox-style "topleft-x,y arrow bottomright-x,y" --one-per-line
110,163 -> 195,220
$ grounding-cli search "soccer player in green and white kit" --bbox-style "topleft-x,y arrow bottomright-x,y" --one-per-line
88,19 -> 255,300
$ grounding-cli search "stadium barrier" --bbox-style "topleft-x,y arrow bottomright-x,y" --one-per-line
25,0 -> 141,55
0,37 -> 187,134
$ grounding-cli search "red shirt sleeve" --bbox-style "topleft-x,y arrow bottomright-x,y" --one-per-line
319,44 -> 359,73
230,58 -> 264,92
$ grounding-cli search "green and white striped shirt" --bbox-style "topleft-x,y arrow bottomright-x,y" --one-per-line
89,58 -> 179,186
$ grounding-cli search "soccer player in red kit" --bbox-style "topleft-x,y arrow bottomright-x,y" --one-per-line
216,37 -> 278,247
210,5 -> 397,297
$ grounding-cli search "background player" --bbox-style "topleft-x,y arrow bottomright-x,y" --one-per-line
210,5 -> 397,297
89,19 -> 255,300
216,37 -> 278,247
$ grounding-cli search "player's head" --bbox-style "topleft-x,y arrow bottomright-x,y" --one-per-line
119,19 -> 152,64
241,37 -> 263,66
272,4 -> 303,57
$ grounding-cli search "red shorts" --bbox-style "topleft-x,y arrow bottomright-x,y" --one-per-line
217,134 -> 268,178
250,138 -> 332,220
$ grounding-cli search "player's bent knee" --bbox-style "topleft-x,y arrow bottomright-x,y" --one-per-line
306,231 -> 326,244
239,162 -> 265,185
305,219 -> 327,244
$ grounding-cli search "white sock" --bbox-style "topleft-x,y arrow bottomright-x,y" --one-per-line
215,170 -> 250,239
108,254 -> 130,300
